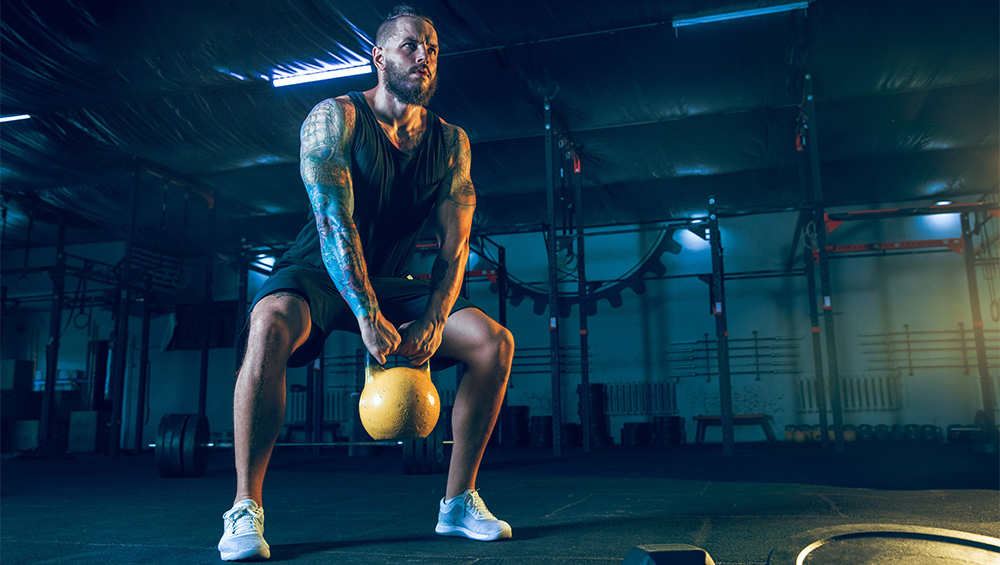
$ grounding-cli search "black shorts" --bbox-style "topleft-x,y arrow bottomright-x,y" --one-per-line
243,264 -> 479,368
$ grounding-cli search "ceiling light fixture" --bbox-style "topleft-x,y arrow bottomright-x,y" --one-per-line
673,1 -> 810,30
0,114 -> 31,123
271,64 -> 372,88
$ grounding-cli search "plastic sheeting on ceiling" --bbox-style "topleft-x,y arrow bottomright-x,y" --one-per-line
1,0 -> 997,256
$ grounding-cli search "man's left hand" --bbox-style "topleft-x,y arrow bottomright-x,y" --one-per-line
396,317 -> 445,366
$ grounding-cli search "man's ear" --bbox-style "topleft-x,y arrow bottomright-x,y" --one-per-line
372,46 -> 385,71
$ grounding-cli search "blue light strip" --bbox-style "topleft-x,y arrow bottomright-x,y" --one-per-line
673,1 -> 809,28
272,64 -> 373,88
0,114 -> 31,123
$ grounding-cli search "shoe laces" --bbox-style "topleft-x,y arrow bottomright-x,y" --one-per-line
225,505 -> 263,536
464,490 -> 497,520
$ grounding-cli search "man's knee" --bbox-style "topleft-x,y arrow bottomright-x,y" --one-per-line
470,320 -> 514,369
247,293 -> 311,354
494,325 -> 515,364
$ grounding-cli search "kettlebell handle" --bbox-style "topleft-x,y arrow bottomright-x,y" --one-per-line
364,352 -> 431,382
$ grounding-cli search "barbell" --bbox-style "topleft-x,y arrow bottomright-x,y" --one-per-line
157,356 -> 447,477
153,413 -> 450,478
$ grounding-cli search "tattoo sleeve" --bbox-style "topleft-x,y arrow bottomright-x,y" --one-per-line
445,126 -> 476,210
300,98 -> 378,320
429,257 -> 450,292
423,123 -> 476,323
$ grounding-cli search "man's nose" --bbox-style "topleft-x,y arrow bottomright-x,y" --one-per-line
415,44 -> 436,65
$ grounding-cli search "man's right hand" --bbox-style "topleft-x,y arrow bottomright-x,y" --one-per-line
359,310 -> 401,365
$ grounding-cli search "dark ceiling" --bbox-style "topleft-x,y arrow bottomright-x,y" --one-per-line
1,0 -> 997,259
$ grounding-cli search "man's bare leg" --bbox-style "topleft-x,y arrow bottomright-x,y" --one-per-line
233,293 -> 311,507
435,308 -> 514,499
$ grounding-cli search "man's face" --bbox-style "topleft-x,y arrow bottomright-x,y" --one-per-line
379,17 -> 439,107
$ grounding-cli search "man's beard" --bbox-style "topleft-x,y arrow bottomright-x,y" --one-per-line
384,59 -> 438,107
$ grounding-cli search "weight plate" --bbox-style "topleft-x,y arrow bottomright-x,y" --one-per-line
181,414 -> 210,478
767,524 -> 1000,565
156,414 -> 187,478
168,414 -> 186,478
154,415 -> 172,477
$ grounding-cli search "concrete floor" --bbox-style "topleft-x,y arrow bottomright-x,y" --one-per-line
2,441 -> 998,564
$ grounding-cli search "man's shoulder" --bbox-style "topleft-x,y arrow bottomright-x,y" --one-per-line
309,95 -> 357,117
300,96 -> 358,142
438,119 -> 469,149
437,117 -> 463,134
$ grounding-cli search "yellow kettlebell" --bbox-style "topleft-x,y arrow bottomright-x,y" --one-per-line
358,354 -> 441,440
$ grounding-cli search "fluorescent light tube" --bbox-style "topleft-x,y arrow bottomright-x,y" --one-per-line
0,114 -> 31,123
673,1 -> 809,28
272,64 -> 372,88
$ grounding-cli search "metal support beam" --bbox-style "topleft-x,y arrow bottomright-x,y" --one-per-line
109,285 -> 128,456
311,356 -> 325,457
198,197 -> 217,416
803,73 -> 845,453
803,246 -> 830,448
826,202 -> 998,224
813,210 -> 844,453
544,97 -> 562,456
134,282 -> 152,453
39,217 -> 66,446
497,245 -> 508,329
496,244 -> 509,449
571,151 -> 591,453
236,245 -> 250,372
708,197 -> 735,456
110,161 -> 139,457
960,212 -> 998,447
796,88 -> 829,449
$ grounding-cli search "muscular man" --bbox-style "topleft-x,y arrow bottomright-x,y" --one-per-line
218,5 -> 514,561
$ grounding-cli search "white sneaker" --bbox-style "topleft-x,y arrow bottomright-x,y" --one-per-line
218,499 -> 270,561
435,489 -> 512,541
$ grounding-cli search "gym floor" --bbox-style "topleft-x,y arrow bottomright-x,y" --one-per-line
2,442 -> 998,564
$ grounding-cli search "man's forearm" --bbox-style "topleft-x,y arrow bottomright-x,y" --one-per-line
315,211 -> 380,320
424,249 -> 468,325
424,122 -> 475,326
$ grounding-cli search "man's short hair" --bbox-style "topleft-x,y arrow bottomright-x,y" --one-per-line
375,5 -> 434,47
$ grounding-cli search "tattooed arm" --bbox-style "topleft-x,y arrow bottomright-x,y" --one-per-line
300,97 -> 400,363
397,121 -> 475,366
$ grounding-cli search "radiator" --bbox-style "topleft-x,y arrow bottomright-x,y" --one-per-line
604,381 -> 678,416
796,373 -> 902,413
285,390 -> 351,424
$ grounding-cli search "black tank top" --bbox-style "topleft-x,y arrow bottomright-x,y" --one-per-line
275,92 -> 449,277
